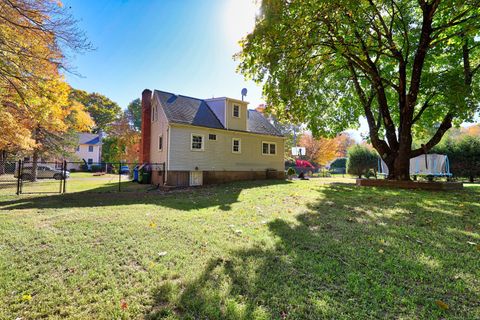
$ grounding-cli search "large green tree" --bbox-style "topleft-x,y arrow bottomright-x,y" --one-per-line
70,89 -> 122,133
238,0 -> 480,180
125,98 -> 142,132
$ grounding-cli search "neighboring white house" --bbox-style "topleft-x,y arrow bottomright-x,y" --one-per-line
68,133 -> 102,170
140,89 -> 285,187
23,133 -> 103,170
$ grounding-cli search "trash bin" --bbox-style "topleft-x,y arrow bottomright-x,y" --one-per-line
137,164 -> 151,184
141,172 -> 151,184
137,167 -> 144,183
133,165 -> 139,182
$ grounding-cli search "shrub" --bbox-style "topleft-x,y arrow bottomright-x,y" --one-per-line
329,157 -> 347,174
284,160 -> 296,169
329,157 -> 347,169
433,135 -> 480,182
287,167 -> 296,176
346,145 -> 378,178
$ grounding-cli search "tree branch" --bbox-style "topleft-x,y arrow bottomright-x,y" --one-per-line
347,61 -> 391,158
410,113 -> 453,157
412,94 -> 435,124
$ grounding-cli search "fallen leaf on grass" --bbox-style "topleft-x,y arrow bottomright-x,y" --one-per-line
149,221 -> 157,228
21,294 -> 32,302
158,251 -> 168,257
435,300 -> 449,310
120,300 -> 128,310
378,249 -> 384,254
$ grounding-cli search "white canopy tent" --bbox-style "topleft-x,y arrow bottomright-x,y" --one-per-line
378,154 -> 452,177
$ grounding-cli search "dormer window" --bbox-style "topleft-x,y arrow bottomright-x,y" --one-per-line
233,105 -> 240,118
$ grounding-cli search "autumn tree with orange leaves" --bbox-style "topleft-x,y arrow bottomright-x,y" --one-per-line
298,133 -> 356,166
102,112 -> 141,164
0,0 -> 92,174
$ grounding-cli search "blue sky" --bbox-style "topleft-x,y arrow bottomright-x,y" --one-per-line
63,0 -> 476,142
64,0 -> 263,110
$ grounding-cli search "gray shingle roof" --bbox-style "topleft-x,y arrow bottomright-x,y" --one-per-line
154,90 -> 283,137
247,110 -> 283,136
78,133 -> 101,145
155,90 -> 224,129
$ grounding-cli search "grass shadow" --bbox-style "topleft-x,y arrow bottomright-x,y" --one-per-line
0,179 -> 291,212
146,184 -> 480,319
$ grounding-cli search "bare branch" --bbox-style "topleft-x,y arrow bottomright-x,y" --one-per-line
410,113 -> 453,157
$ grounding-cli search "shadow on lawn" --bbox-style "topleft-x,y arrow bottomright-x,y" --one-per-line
0,179 -> 291,212
146,184 -> 480,319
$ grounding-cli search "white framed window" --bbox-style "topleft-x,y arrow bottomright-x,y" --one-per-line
88,145 -> 94,152
233,105 -> 240,118
232,138 -> 241,153
209,134 -> 217,141
191,134 -> 204,151
158,135 -> 163,151
262,141 -> 277,155
151,105 -> 157,122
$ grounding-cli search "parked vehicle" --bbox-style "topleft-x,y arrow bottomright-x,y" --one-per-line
14,165 -> 70,180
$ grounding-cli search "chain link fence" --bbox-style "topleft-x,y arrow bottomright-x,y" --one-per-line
1,160 -> 165,195
0,160 -> 20,195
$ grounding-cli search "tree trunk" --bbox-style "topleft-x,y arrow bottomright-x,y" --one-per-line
0,150 -> 5,175
382,156 -> 395,180
393,153 -> 411,181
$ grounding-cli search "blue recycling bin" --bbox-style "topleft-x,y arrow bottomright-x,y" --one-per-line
133,166 -> 139,182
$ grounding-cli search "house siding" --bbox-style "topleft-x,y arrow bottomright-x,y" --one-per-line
167,124 -> 284,172
149,95 -> 169,165
66,144 -> 101,170
225,99 -> 248,131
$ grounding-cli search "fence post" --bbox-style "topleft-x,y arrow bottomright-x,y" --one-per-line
118,162 -> 121,192
63,160 -> 67,193
20,160 -> 24,194
59,160 -> 63,194
16,159 -> 22,195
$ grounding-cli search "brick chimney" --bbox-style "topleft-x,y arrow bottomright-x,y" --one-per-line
140,89 -> 152,163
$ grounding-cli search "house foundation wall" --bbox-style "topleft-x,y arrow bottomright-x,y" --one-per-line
151,170 -> 165,185
154,170 -> 285,187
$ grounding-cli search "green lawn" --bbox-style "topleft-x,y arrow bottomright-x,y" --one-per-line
0,172 -> 151,195
0,178 -> 478,319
